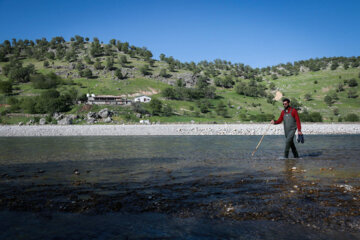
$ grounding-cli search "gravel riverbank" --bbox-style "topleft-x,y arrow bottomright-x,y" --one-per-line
0,123 -> 360,136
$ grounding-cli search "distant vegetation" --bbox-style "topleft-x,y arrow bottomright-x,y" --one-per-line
0,35 -> 359,124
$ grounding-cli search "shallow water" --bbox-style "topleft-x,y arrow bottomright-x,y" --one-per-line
0,135 -> 359,239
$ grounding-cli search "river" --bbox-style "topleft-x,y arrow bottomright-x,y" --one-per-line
0,135 -> 359,239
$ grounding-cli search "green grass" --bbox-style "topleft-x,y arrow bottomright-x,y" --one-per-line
1,51 -> 359,123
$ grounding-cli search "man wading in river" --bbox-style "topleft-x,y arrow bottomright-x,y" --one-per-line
270,98 -> 302,158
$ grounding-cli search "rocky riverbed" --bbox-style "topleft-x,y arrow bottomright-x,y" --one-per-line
0,123 -> 360,136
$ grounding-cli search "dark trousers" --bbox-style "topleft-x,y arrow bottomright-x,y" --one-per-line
285,129 -> 299,158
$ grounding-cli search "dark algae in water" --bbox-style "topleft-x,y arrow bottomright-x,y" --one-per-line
0,135 -> 359,239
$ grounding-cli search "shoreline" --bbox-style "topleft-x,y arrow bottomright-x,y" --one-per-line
1,123 -> 360,136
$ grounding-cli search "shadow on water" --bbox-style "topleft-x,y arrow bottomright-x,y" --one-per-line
300,151 -> 323,158
0,135 -> 359,239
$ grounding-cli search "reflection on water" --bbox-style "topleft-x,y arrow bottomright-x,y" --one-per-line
0,135 -> 359,239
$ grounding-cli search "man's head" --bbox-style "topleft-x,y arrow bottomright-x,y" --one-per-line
283,98 -> 290,109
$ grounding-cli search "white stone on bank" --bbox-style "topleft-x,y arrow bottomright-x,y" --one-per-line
0,123 -> 359,136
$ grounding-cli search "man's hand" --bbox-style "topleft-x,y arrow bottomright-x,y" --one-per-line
298,130 -> 302,135
270,120 -> 275,124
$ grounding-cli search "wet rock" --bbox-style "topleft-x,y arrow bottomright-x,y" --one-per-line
57,116 -> 73,125
18,122 -> 23,126
98,108 -> 112,118
26,119 -> 34,125
87,112 -> 98,120
103,117 -> 112,123
67,114 -> 79,120
53,112 -> 64,120
39,118 -> 46,125
87,118 -> 96,124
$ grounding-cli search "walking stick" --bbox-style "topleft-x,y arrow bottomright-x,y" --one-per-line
251,124 -> 271,157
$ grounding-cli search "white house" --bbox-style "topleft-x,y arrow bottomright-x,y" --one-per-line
134,96 -> 151,103
86,93 -> 131,105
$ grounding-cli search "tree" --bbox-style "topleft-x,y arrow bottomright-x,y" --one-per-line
197,99 -> 212,113
159,53 -> 165,61
0,81 -> 12,95
216,101 -> 228,117
176,79 -> 185,87
31,72 -> 60,89
162,104 -> 173,116
336,83 -> 344,92
8,64 -> 34,83
159,69 -> 168,78
149,98 -> 162,115
80,69 -> 92,78
167,63 -> 175,72
76,61 -> 85,71
0,50 -> 6,62
106,57 -> 114,70
46,51 -> 55,60
109,39 -> 116,45
122,42 -> 129,53
65,50 -> 77,62
267,94 -> 275,104
94,59 -> 103,70
115,69 -> 124,79
90,37 -> 103,57
119,55 -> 127,66
269,82 -> 276,90
330,62 -> 339,70
84,55 -> 92,64
162,87 -> 176,99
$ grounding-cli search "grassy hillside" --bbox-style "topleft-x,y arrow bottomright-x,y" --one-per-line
0,37 -> 359,124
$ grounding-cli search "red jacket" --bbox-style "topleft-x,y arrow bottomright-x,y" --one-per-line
274,107 -> 301,131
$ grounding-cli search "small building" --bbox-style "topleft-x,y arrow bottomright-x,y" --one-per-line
134,95 -> 151,103
87,94 -> 131,105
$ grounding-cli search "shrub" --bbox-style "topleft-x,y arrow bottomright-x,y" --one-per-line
324,95 -> 333,106
140,64 -> 150,75
94,59 -> 103,70
215,101 -> 228,117
31,72 -> 60,89
345,113 -> 359,122
300,111 -> 323,122
348,78 -> 358,87
80,69 -> 92,78
43,60 -> 49,68
162,104 -> 173,116
159,69 -> 168,78
0,81 -> 12,95
304,93 -> 312,101
309,112 -> 323,122
149,98 -> 162,115
347,89 -> 358,98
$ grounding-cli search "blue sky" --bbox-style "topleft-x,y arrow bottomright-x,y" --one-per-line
0,0 -> 359,68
